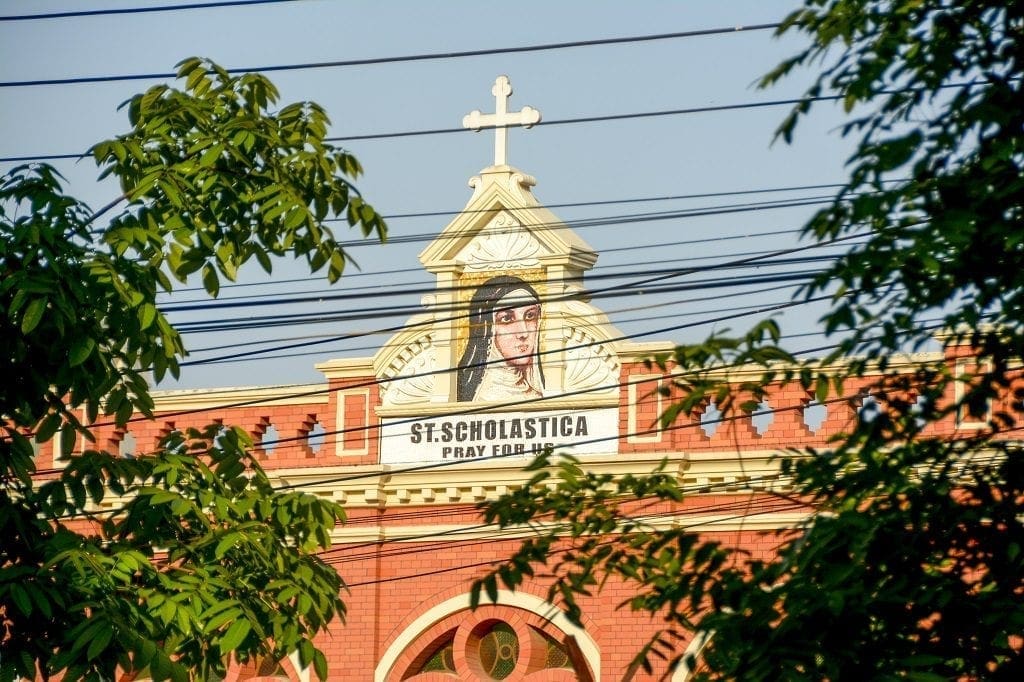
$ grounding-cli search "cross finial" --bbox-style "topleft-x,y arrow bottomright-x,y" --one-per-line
462,75 -> 541,167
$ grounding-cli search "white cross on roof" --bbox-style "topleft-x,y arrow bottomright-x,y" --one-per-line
462,75 -> 541,167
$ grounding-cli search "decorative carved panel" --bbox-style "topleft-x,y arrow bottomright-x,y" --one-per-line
462,211 -> 542,271
380,335 -> 436,406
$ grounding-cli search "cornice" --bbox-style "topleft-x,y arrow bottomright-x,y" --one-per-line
315,357 -> 375,380
150,382 -> 328,411
264,449 -> 795,509
327,509 -> 811,544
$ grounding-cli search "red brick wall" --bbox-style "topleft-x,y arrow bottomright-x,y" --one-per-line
31,344 -> 1024,680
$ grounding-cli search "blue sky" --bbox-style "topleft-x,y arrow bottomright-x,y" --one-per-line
1,0 -> 858,389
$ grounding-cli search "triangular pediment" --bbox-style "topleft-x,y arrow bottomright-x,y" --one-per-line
419,165 -> 597,273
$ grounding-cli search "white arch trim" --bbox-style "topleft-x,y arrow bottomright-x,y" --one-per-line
672,630 -> 711,681
373,589 -> 601,682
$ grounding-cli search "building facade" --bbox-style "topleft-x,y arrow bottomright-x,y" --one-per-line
33,78 -> 1007,681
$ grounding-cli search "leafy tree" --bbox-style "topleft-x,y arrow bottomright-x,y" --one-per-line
477,1 -> 1024,679
0,59 -> 386,681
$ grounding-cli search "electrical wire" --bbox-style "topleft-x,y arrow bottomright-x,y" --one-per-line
335,504 -> 814,586
46,371 -> 864,518
1,87 -> 811,162
0,79 -> 985,164
0,93 -> 838,161
322,496 -> 807,566
48,372 -> 1012,533
93,299 -> 856,465
161,216 -> 832,300
38,295 -> 847,479
21,222 -> 916,467
318,430 -> 1020,578
328,93 -> 846,143
197,298 -> 962,470
20,225 -> 901,477
170,266 -> 827,335
42,308 -> 990,518
0,24 -> 780,89
61,227 -> 867,433
331,196 -> 838,247
149,195 -> 861,332
183,284 -> 823,363
169,237 -> 851,308
0,0 -> 293,21
175,249 -> 848,364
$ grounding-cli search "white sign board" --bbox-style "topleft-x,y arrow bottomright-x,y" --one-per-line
380,408 -> 619,464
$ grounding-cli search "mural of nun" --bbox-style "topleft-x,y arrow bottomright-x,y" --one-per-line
457,275 -> 545,402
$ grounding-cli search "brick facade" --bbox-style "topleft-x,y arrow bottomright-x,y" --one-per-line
45,339 -> 997,682
35,162 -> 1017,680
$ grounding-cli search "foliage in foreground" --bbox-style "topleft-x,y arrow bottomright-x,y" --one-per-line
0,59 -> 386,680
476,1 -> 1024,679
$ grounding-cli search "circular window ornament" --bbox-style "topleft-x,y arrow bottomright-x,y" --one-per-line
391,597 -> 598,681
477,622 -> 519,679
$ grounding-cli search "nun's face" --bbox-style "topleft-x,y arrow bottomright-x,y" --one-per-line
493,302 -> 540,366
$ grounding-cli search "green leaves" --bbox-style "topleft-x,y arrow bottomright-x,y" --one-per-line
201,262 -> 220,297
1,427 -> 347,681
68,337 -> 96,367
475,2 -> 1024,680
20,297 -> 46,333
94,56 -> 386,302
1,57 -> 382,681
218,619 -> 251,655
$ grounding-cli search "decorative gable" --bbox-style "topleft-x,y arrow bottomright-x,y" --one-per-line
378,165 -> 619,412
327,77 -> 640,464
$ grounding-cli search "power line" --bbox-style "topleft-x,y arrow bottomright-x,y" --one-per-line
186,299 -> 841,368
51,361 -> 864,516
0,24 -> 780,89
324,496 -> 806,566
166,297 -> 966,477
46,309 -> 973,504
119,289 -> 843,439
57,359 -> 1005,528
0,0 -> 293,21
171,268 -> 824,340
83,229 -> 867,431
158,181 -> 860,298
170,235 -> 848,307
42,311 -> 996,571
325,80 -> 992,143
25,227 -> 907,466
163,253 -> 835,317
335,503 -> 809,587
147,193 -> 848,328
69,192 -> 848,336
0,79 -> 982,163
267,359 -> 951,493
0,97 -> 834,165
327,93 -> 847,142
175,236 -> 850,362
266,336 -> 850,478
171,283 -> 954,465
0,95 -> 812,162
383,183 -> 852,221
86,191 -> 841,247
327,195 -> 839,250
323,442 -> 1017,581
182,282 -> 819,362
6,190 -> 876,440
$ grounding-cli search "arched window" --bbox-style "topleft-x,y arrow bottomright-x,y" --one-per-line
378,592 -> 599,682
